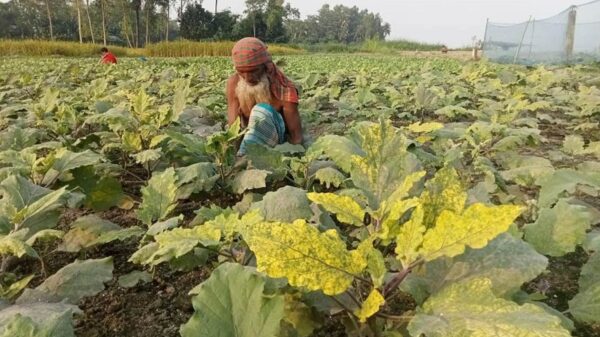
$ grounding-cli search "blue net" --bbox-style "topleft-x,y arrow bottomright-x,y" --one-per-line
483,0 -> 600,64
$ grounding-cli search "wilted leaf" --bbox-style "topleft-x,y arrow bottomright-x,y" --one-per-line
354,289 -> 384,323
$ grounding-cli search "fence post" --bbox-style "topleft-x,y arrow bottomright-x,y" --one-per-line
514,16 -> 532,63
481,18 -> 490,58
566,6 -> 577,62
527,19 -> 536,59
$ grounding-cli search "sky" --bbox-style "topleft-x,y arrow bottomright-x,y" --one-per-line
219,0 -> 587,47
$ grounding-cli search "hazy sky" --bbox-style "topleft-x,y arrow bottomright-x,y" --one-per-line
220,0 -> 585,47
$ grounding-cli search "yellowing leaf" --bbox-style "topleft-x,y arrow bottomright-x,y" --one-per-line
354,289 -> 385,323
395,205 -> 425,268
409,278 -> 571,337
407,122 -> 444,133
352,237 -> 386,287
240,220 -> 367,295
420,167 -> 467,229
419,203 -> 522,261
307,193 -> 365,226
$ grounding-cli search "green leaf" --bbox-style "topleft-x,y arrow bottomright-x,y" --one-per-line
408,278 -> 571,337
180,263 -> 284,337
500,154 -> 554,186
568,283 -> 600,324
41,149 -> 103,186
309,135 -> 364,173
0,303 -> 80,337
536,169 -> 600,208
175,163 -> 218,199
524,199 -> 591,256
413,234 -> 547,298
255,186 -> 313,223
137,168 -> 178,226
579,252 -> 600,292
85,176 -> 124,211
230,169 -> 269,194
239,219 -> 367,295
118,271 -> 152,288
16,258 -> 113,305
245,144 -> 288,181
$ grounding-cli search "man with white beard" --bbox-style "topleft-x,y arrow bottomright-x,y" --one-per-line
226,37 -> 303,155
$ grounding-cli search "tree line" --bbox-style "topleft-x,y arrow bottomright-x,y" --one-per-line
0,0 -> 391,46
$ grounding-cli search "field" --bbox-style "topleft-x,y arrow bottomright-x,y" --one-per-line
1,54 -> 600,337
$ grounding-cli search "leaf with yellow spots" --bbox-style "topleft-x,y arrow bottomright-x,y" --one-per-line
239,220 -> 367,295
307,193 -> 365,226
420,166 -> 467,229
406,122 -> 444,133
354,289 -> 385,322
408,278 -> 571,337
352,236 -> 386,287
419,203 -> 522,261
395,205 -> 426,268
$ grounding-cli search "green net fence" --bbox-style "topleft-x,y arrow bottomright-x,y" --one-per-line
483,0 -> 600,64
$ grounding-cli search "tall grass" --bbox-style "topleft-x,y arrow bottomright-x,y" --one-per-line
0,40 -> 144,57
0,39 -> 304,57
145,40 -> 304,57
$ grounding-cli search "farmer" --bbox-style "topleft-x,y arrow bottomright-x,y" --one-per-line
99,47 -> 117,64
226,37 -> 302,155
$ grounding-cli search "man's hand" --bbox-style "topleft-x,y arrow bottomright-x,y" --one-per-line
282,101 -> 303,144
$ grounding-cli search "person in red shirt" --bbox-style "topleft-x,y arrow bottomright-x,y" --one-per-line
99,47 -> 117,64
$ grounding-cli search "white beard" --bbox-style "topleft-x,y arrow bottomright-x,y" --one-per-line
236,74 -> 272,114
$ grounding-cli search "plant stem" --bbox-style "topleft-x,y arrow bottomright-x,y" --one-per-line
383,267 -> 411,297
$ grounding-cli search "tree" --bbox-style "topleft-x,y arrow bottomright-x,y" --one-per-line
44,0 -> 54,39
179,3 -> 213,40
85,0 -> 95,43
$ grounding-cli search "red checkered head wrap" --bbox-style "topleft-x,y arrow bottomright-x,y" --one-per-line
232,37 -> 299,104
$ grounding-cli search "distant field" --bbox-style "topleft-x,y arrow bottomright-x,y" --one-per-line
0,39 -> 450,57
